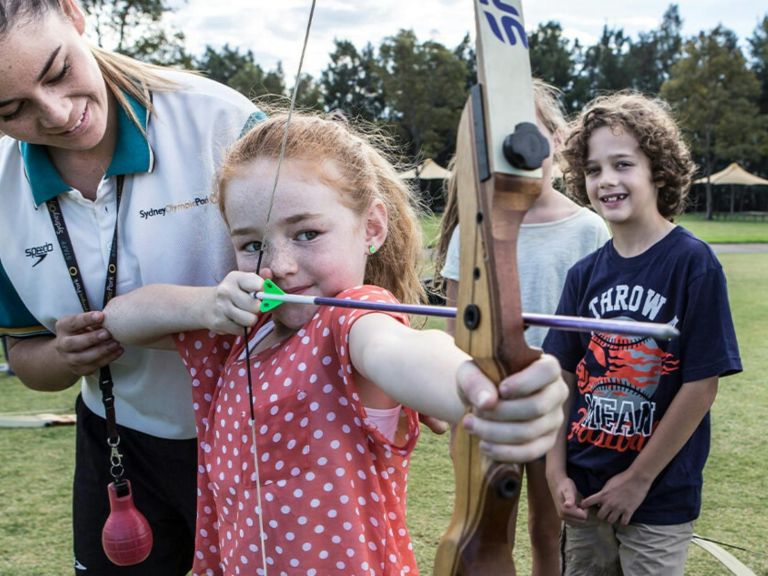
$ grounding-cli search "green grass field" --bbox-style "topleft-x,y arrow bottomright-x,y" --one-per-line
421,211 -> 768,246
677,213 -> 768,244
1,221 -> 767,574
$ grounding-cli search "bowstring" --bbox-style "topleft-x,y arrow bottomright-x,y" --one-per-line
262,0 -> 317,231
244,2 -> 317,574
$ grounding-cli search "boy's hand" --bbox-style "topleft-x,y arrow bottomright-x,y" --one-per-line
55,312 -> 123,376
551,476 -> 588,523
457,354 -> 568,463
580,469 -> 651,526
206,271 -> 264,334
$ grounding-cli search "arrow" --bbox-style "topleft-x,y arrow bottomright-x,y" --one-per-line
256,280 -> 679,340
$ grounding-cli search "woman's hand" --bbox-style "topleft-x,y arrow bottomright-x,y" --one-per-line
54,311 -> 123,376
457,354 -> 568,463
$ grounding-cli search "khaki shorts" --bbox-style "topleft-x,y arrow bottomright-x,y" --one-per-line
562,511 -> 694,576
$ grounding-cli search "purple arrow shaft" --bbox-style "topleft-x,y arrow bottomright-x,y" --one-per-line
256,292 -> 679,340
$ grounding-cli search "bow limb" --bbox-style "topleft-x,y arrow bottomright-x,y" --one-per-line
433,1 -> 547,574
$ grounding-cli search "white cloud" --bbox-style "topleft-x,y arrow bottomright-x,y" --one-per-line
165,0 -> 764,80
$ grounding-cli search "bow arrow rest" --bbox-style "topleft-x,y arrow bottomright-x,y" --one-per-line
256,280 -> 679,341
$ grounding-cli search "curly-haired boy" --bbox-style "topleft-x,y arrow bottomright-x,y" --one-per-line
544,92 -> 742,575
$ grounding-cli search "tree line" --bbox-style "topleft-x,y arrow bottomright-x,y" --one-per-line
84,1 -> 768,217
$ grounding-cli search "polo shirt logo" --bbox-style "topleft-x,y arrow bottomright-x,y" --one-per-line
25,242 -> 54,267
139,194 -> 217,220
140,207 -> 167,219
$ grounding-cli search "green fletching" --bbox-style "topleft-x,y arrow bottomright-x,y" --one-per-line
259,279 -> 285,313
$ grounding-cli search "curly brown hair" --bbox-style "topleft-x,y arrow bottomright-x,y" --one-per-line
562,91 -> 696,219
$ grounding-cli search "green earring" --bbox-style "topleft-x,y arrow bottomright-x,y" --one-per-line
369,244 -> 377,255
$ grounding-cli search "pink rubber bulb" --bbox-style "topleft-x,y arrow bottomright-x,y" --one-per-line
101,480 -> 153,566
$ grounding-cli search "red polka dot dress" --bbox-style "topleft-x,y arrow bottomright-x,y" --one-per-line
175,286 -> 421,575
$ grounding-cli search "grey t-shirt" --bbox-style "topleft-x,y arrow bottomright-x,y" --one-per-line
441,207 -> 610,347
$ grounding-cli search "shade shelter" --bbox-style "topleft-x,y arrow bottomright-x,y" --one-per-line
400,159 -> 452,211
694,163 -> 768,217
400,158 -> 452,180
694,162 -> 768,186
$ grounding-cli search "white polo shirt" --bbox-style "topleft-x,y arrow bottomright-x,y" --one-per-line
0,71 -> 263,439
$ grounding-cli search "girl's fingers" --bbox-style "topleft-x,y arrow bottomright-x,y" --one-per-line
226,307 -> 259,331
474,376 -> 567,422
235,271 -> 265,294
465,405 -> 562,444
498,354 -> 562,398
476,430 -> 558,464
456,361 -> 498,409
233,287 -> 262,315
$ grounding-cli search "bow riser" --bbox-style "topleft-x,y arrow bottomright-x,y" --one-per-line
434,95 -> 525,575
490,174 -> 543,374
460,0 -> 543,380
455,110 -> 542,380
434,1 -> 542,574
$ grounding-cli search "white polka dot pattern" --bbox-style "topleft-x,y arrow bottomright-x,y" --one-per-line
175,286 -> 420,575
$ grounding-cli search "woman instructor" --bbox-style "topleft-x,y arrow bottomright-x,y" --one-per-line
0,1 -> 262,573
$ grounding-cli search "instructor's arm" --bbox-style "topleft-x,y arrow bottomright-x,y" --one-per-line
6,311 -> 123,391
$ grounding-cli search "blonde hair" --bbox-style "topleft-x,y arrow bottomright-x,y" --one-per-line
563,91 -> 695,219
217,112 -> 426,305
532,78 -> 567,143
90,47 -> 179,130
433,79 -> 567,292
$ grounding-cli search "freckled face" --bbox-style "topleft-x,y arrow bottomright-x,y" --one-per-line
0,9 -> 111,151
223,157 -> 375,331
584,126 -> 660,228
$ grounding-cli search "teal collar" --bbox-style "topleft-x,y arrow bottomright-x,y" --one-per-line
21,92 -> 153,205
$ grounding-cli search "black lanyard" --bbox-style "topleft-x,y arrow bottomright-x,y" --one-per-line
47,176 -> 126,482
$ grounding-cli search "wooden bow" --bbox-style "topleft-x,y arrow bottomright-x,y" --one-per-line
433,1 -> 547,574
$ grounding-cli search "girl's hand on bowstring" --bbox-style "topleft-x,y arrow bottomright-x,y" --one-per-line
205,271 -> 264,335
458,354 -> 568,463
54,311 -> 124,376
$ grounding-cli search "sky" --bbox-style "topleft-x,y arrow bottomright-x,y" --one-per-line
166,1 -> 766,79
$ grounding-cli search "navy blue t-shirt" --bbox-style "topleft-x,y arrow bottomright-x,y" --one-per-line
543,226 -> 742,524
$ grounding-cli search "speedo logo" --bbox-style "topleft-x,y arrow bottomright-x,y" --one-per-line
140,194 -> 216,220
25,242 -> 54,267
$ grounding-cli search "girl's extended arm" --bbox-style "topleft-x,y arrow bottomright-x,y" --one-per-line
104,285 -> 216,348
349,313 -> 567,462
104,271 -> 263,348
350,313 -> 470,422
